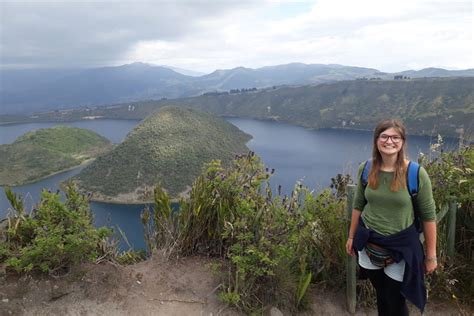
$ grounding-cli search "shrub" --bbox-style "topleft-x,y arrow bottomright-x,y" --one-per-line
143,146 -> 473,312
146,152 -> 348,313
422,143 -> 473,308
141,185 -> 181,259
2,183 -> 112,274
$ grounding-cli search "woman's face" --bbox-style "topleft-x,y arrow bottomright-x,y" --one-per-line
376,127 -> 403,157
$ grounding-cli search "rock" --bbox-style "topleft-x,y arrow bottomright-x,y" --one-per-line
2,298 -> 8,303
269,306 -> 283,316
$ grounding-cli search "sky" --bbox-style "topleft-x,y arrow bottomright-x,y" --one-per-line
0,0 -> 472,74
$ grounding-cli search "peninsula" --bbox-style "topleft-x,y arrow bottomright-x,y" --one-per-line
0,126 -> 112,186
71,106 -> 251,203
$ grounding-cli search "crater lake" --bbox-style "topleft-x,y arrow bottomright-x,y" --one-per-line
0,118 -> 457,250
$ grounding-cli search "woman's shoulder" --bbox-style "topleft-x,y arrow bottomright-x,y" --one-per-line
418,165 -> 431,181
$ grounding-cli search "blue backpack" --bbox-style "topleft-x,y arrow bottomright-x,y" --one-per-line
360,160 -> 422,232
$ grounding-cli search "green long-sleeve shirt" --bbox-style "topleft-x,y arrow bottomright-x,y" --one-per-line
353,162 -> 436,236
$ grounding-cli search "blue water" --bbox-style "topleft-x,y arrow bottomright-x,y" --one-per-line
0,118 -> 457,250
0,119 -> 142,250
226,118 -> 455,193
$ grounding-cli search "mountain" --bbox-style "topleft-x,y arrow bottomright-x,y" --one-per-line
0,126 -> 112,186
28,77 -> 471,140
0,68 -> 82,93
197,63 -> 382,90
163,66 -> 206,77
0,63 -> 199,114
2,62 -> 472,115
71,107 -> 251,202
395,68 -> 474,78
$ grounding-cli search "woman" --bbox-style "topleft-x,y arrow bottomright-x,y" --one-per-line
345,119 -> 437,316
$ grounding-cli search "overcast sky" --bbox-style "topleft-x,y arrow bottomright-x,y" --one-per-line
0,0 -> 472,73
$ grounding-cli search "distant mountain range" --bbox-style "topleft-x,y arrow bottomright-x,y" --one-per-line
1,62 -> 473,115
10,77 -> 472,140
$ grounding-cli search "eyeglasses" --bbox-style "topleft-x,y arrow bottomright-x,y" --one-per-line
378,134 -> 403,143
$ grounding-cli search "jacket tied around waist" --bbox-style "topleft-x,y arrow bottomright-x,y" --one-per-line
352,218 -> 427,312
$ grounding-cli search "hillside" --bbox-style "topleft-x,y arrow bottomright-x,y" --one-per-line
23,77 -> 472,139
148,76 -> 473,139
71,107 -> 251,202
2,62 -> 472,115
0,126 -> 112,186
0,63 -> 198,114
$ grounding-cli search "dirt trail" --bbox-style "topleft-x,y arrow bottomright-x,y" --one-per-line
0,256 -> 466,316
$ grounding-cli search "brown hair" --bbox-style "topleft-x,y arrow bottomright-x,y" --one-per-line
368,119 -> 408,191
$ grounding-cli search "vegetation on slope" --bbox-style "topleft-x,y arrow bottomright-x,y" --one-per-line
72,106 -> 251,202
165,77 -> 473,139
0,184 -> 112,273
17,77 -> 473,139
422,142 -> 473,306
144,145 -> 473,313
0,126 -> 112,186
143,153 -> 336,312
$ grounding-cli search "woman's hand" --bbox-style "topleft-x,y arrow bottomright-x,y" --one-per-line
424,257 -> 437,274
346,238 -> 355,256
346,209 -> 362,257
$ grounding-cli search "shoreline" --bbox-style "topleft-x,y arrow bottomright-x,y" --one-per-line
70,185 -> 188,205
1,115 -> 466,142
2,159 -> 94,188
86,191 -> 184,205
0,117 -> 142,127
89,196 -> 154,205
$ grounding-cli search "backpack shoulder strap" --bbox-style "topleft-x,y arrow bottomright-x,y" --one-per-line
406,161 -> 420,197
407,161 -> 422,232
361,159 -> 371,188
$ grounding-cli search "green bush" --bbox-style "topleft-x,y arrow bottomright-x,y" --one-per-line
422,143 -> 473,307
143,146 -> 473,312
422,142 -> 473,208
145,152 -> 348,313
2,183 -> 112,274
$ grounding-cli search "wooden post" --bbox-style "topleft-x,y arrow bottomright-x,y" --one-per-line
447,200 -> 457,258
346,184 -> 356,314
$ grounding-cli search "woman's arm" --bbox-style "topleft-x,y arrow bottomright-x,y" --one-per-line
347,163 -> 367,256
417,167 -> 437,273
423,220 -> 437,273
346,209 -> 362,256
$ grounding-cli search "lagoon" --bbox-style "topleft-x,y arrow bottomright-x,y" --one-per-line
0,118 -> 456,250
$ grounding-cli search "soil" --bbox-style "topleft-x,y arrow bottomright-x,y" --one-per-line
0,256 -> 468,316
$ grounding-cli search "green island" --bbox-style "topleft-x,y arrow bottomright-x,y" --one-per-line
0,126 -> 112,186
70,106 -> 251,203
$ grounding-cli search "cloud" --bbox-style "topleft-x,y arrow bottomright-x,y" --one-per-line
0,1 -> 246,68
0,0 -> 472,72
